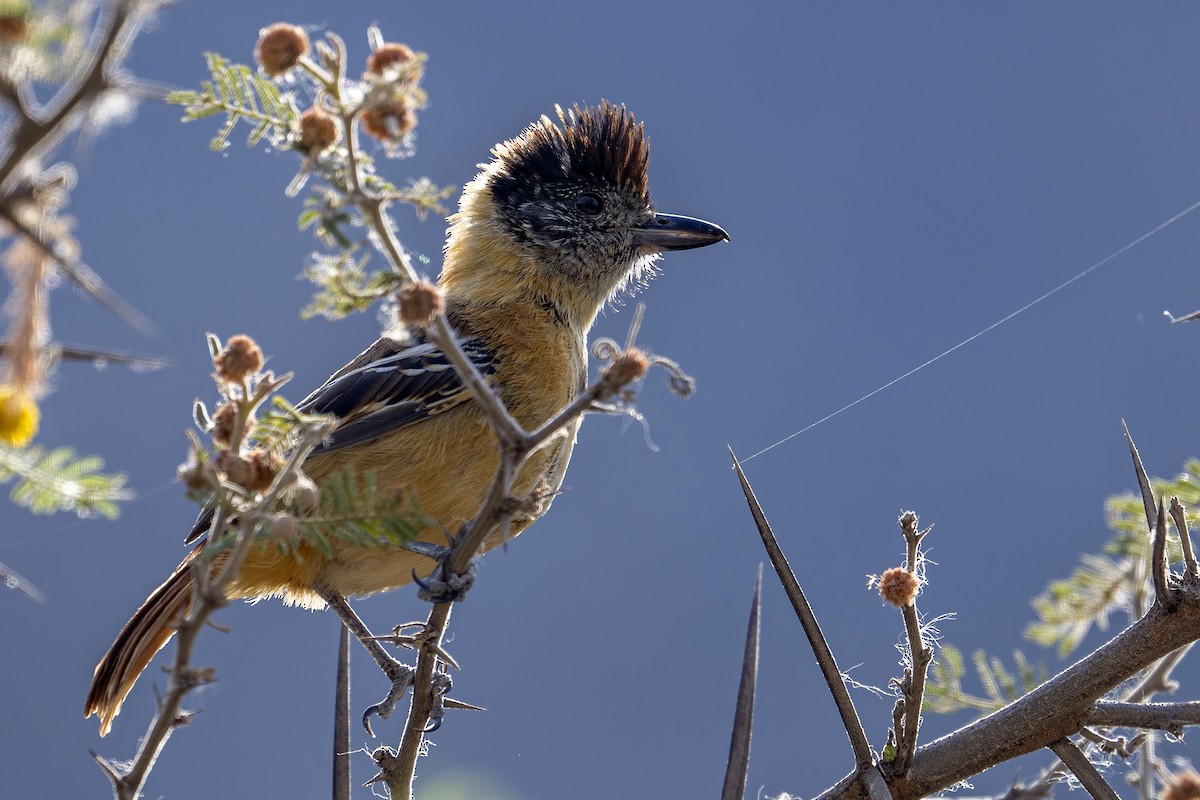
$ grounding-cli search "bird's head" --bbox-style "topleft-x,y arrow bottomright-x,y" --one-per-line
441,102 -> 727,332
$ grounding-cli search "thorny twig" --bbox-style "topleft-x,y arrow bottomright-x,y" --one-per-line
1077,726 -> 1147,759
101,419 -> 333,800
812,428 -> 1200,800
891,511 -> 933,777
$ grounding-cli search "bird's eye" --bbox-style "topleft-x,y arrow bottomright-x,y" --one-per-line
575,193 -> 603,216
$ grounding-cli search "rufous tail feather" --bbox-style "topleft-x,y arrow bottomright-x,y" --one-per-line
85,551 -> 196,736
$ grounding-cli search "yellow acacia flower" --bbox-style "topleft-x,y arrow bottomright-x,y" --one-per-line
0,384 -> 39,446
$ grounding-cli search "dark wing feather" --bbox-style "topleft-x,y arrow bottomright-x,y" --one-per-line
183,332 -> 497,545
298,335 -> 496,454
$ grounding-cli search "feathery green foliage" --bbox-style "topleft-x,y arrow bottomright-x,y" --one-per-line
297,466 -> 431,549
924,645 -> 1047,714
249,396 -> 330,455
1025,553 -> 1132,658
0,442 -> 131,518
1025,461 -> 1198,657
167,52 -> 298,151
300,251 -> 408,319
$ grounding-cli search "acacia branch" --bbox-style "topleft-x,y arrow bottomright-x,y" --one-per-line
0,339 -> 168,369
1087,701 -> 1200,733
1124,645 -> 1191,703
810,426 -> 1200,800
819,582 -> 1200,800
0,0 -> 156,339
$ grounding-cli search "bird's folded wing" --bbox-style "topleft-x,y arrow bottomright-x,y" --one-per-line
182,332 -> 497,545
297,334 -> 497,455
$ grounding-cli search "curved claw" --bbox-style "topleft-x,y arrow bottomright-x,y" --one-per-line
413,563 -> 479,604
411,568 -> 436,593
362,705 -> 383,738
412,568 -> 460,604
360,666 -> 415,737
422,716 -> 444,733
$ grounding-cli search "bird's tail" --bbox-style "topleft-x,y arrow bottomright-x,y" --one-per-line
85,551 -> 197,737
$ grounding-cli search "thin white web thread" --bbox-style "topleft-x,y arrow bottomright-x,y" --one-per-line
741,198 -> 1200,463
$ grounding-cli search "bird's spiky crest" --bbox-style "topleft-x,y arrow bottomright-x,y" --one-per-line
490,101 -> 650,202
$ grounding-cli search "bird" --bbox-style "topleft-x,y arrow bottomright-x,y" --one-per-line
85,101 -> 728,736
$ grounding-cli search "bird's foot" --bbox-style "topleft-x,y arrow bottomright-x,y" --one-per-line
362,663 -> 416,737
413,560 -> 478,604
422,670 -> 453,733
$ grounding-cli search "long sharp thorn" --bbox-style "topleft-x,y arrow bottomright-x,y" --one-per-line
333,623 -> 351,800
721,566 -> 762,800
1123,420 -> 1157,532
1153,495 -> 1171,607
1168,497 -> 1199,578
728,446 -> 873,769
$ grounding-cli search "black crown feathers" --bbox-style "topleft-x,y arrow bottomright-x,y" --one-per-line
490,101 -> 650,202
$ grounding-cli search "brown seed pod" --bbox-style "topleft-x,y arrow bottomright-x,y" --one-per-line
603,347 -> 649,389
297,107 -> 339,154
360,96 -> 417,142
877,566 -> 920,608
396,280 -> 443,326
214,335 -> 264,383
367,43 -> 416,76
255,23 -> 309,77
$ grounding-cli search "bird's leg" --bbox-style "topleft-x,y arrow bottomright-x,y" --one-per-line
317,586 -> 416,736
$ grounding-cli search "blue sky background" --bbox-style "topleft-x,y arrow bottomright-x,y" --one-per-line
6,2 -> 1200,798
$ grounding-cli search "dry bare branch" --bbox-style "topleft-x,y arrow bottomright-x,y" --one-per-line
0,203 -> 153,334
891,512 -> 934,777
1125,645 -> 1191,703
817,574 -> 1200,800
0,0 -> 159,334
108,416 -> 333,800
0,340 -> 169,370
1088,701 -> 1200,733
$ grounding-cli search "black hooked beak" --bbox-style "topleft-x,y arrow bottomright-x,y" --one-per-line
632,213 -> 729,253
